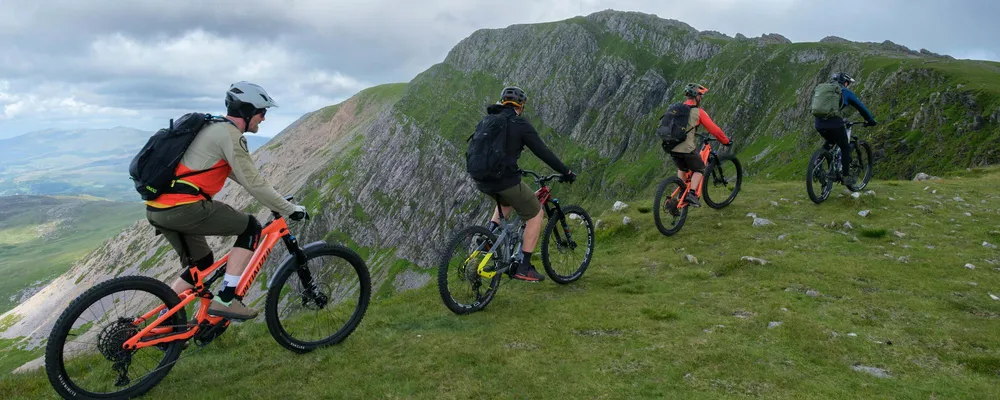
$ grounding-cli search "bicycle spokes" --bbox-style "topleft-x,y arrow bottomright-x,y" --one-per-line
271,254 -> 365,344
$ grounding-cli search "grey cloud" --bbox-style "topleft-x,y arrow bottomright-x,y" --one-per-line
0,0 -> 997,138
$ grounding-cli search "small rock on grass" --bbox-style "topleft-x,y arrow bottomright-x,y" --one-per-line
741,256 -> 768,265
806,289 -> 821,297
894,231 -> 906,238
858,210 -> 871,218
613,201 -> 629,212
852,364 -> 891,378
622,216 -> 632,225
686,254 -> 698,264
768,321 -> 783,329
965,263 -> 976,270
984,242 -> 997,249
990,293 -> 1000,301
753,217 -> 774,227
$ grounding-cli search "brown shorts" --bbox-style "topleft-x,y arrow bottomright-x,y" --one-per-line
487,181 -> 541,220
146,201 -> 249,265
670,151 -> 706,173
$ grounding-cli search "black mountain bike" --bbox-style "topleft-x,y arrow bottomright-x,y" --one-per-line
806,121 -> 874,203
437,170 -> 595,315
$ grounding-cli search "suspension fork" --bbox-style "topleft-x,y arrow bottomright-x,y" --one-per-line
545,199 -> 575,247
281,233 -> 314,288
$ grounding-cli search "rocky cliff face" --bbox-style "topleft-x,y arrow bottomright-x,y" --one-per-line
4,10 -> 999,359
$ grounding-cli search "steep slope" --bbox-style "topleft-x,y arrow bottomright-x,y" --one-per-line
4,168 -> 1000,398
4,9 -> 1000,375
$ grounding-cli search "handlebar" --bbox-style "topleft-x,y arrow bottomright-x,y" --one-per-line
520,169 -> 563,185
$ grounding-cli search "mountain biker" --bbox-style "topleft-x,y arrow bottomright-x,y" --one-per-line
145,81 -> 309,320
663,83 -> 731,207
813,72 -> 877,188
469,86 -> 576,282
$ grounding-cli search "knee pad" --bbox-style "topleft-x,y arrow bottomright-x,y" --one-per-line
234,216 -> 262,251
179,252 -> 215,286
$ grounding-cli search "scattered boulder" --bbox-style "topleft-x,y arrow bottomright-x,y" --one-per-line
778,234 -> 788,241
894,231 -> 906,238
843,221 -> 854,230
753,217 -> 774,227
612,201 -> 629,212
741,256 -> 768,265
864,190 -> 876,197
984,242 -> 997,249
954,196 -> 965,202
852,364 -> 891,379
622,216 -> 632,225
768,321 -> 783,329
851,192 -> 861,199
746,212 -> 757,218
858,210 -> 871,218
806,289 -> 821,297
913,172 -> 940,181
770,201 -> 779,207
847,333 -> 858,337
686,254 -> 698,264
990,293 -> 1000,301
965,263 -> 976,269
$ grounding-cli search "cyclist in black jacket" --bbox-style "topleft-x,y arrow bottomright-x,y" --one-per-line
471,86 -> 576,282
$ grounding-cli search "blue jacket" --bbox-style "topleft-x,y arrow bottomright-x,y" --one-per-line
815,85 -> 876,129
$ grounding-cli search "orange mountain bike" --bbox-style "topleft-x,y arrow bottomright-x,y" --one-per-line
44,195 -> 371,399
653,134 -> 743,236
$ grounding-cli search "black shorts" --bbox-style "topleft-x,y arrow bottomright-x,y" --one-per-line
669,151 -> 706,173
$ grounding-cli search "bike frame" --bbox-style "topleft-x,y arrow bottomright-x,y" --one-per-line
472,171 -> 569,279
122,213 -> 304,350
671,138 -> 719,208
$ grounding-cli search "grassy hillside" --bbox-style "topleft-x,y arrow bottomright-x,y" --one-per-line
0,195 -> 144,314
5,168 -> 999,398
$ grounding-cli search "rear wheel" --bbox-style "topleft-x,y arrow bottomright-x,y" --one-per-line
806,149 -> 834,204
653,177 -> 689,236
45,276 -> 187,399
541,205 -> 595,284
703,155 -> 743,209
265,243 -> 371,353
437,226 -> 502,314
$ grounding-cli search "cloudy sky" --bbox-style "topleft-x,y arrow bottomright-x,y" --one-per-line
0,0 -> 996,139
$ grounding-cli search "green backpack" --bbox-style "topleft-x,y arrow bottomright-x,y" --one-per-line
810,82 -> 844,118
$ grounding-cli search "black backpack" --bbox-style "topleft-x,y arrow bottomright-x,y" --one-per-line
656,102 -> 695,149
129,113 -> 229,201
465,113 -> 512,181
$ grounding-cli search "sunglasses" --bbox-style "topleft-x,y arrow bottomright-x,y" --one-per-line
255,108 -> 267,117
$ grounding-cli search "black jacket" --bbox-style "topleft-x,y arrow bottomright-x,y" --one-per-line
474,104 -> 570,193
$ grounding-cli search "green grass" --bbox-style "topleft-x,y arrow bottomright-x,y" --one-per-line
0,196 -> 144,314
5,170 -> 1000,398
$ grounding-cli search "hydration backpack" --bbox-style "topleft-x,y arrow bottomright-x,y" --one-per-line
657,103 -> 695,149
810,82 -> 844,118
129,113 -> 229,201
465,113 -> 512,181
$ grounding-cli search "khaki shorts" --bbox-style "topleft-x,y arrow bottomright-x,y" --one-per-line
146,201 -> 249,265
488,181 -> 541,220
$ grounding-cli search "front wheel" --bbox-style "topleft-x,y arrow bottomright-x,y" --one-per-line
45,276 -> 187,399
541,205 -> 595,284
703,155 -> 743,209
806,149 -> 834,204
849,140 -> 874,191
653,177 -> 689,236
265,243 -> 371,353
437,226 -> 501,315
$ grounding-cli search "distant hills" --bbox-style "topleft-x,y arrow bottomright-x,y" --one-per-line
0,127 -> 272,201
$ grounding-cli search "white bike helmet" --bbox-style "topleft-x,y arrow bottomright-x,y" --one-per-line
225,81 -> 278,130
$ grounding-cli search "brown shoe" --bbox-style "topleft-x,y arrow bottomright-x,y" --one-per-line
208,299 -> 258,320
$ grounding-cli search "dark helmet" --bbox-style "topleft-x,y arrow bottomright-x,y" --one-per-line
499,86 -> 527,107
831,72 -> 856,85
684,83 -> 709,98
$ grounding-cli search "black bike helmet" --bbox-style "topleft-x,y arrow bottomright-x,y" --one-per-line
499,86 -> 527,107
683,83 -> 709,98
831,72 -> 856,85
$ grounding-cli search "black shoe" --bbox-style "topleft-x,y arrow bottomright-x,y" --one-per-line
685,192 -> 701,208
843,174 -> 857,190
513,264 -> 546,282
